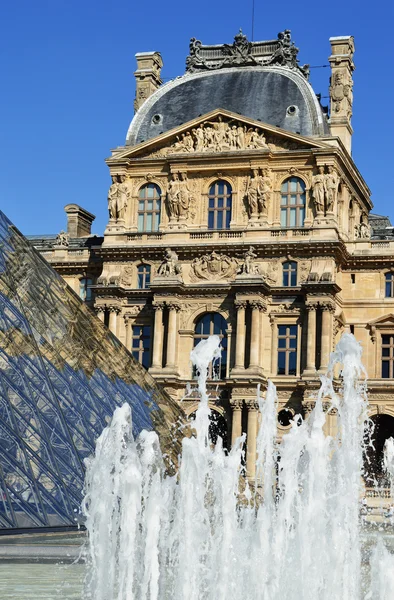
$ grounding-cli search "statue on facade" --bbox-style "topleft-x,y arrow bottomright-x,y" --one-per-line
259,169 -> 272,215
354,222 -> 371,239
167,173 -> 181,219
239,246 -> 260,275
246,169 -> 260,217
325,166 -> 339,213
157,248 -> 182,277
107,175 -> 129,221
178,172 -> 192,218
108,178 -> 119,220
248,128 -> 269,149
55,230 -> 69,247
311,166 -> 326,215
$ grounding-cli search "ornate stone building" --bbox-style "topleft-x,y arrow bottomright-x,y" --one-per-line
32,30 -> 394,486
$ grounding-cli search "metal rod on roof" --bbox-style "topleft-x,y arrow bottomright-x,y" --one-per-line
251,0 -> 255,41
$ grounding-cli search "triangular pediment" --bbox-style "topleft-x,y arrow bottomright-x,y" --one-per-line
107,108 -> 331,164
368,314 -> 394,328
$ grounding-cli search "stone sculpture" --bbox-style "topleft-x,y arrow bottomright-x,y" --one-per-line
168,119 -> 270,155
191,251 -> 238,281
311,166 -> 326,215
354,222 -> 371,239
108,175 -> 130,221
311,165 -> 340,216
246,168 -> 271,218
157,248 -> 182,277
166,173 -> 192,222
325,166 -> 339,213
55,231 -> 69,247
239,247 -> 260,275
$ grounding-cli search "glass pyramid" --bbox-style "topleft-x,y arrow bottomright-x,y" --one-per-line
0,211 -> 182,529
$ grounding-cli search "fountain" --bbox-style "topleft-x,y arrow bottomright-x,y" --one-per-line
82,334 -> 394,599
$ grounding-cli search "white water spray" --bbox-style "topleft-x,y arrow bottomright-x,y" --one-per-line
83,333 -> 394,599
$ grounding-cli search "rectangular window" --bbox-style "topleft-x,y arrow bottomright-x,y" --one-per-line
382,334 -> 394,378
277,325 -> 298,375
132,325 -> 151,369
351,274 -> 356,284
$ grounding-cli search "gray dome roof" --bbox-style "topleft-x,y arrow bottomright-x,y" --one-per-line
126,66 -> 329,146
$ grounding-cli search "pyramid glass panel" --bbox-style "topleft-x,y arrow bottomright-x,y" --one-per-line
0,211 -> 182,529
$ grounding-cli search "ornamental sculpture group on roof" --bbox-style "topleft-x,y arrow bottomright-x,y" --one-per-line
185,29 -> 310,79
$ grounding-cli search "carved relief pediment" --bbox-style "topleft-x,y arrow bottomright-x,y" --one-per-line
190,251 -> 238,282
107,109 -> 330,164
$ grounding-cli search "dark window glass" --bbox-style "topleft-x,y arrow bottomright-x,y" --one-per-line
207,181 -> 232,230
132,325 -> 151,369
381,334 -> 394,379
277,325 -> 298,376
280,177 -> 306,228
385,273 -> 394,298
138,184 -> 161,232
79,278 -> 93,302
282,262 -> 297,287
193,313 -> 228,379
137,264 -> 151,289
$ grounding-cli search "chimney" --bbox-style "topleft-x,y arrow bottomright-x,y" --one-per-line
134,51 -> 163,113
328,36 -> 355,154
64,204 -> 95,238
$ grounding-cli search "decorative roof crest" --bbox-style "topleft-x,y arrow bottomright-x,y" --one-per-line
186,29 -> 309,79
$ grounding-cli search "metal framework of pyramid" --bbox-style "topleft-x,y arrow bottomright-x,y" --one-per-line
0,211 -> 182,529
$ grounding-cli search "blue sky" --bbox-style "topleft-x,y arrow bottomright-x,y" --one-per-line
1,0 -> 393,235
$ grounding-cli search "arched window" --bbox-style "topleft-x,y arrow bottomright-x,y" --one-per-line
193,313 -> 228,379
280,177 -> 306,227
282,261 -> 297,286
137,264 -> 151,289
138,184 -> 161,232
79,277 -> 93,302
385,273 -> 394,298
208,180 -> 232,230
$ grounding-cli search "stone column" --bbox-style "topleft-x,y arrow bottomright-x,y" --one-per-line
230,399 -> 243,447
249,301 -> 264,369
166,302 -> 180,368
246,400 -> 259,479
95,306 -> 105,322
152,303 -> 165,369
320,302 -> 335,372
270,315 -> 278,375
124,314 -> 132,351
234,300 -> 247,370
108,306 -> 119,335
304,303 -> 317,373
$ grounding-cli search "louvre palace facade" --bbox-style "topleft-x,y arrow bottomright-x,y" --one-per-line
31,30 -> 394,485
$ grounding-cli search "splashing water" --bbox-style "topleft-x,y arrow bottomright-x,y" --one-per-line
82,333 -> 394,599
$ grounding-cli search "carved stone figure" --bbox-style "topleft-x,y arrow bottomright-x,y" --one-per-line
178,173 -> 192,218
108,178 -> 119,220
157,248 -> 182,277
191,251 -> 238,281
246,168 -> 271,219
168,118 -> 271,156
167,173 -> 181,219
239,247 -> 260,275
259,169 -> 272,215
246,170 -> 260,217
185,30 -> 309,78
55,230 -> 69,247
120,265 -> 134,286
325,166 -> 339,213
330,71 -> 353,116
354,222 -> 371,239
311,166 -> 326,214
107,176 -> 129,221
248,128 -> 268,149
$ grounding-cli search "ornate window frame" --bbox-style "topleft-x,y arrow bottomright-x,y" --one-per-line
278,175 -> 307,228
206,179 -> 233,230
137,183 -> 162,232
